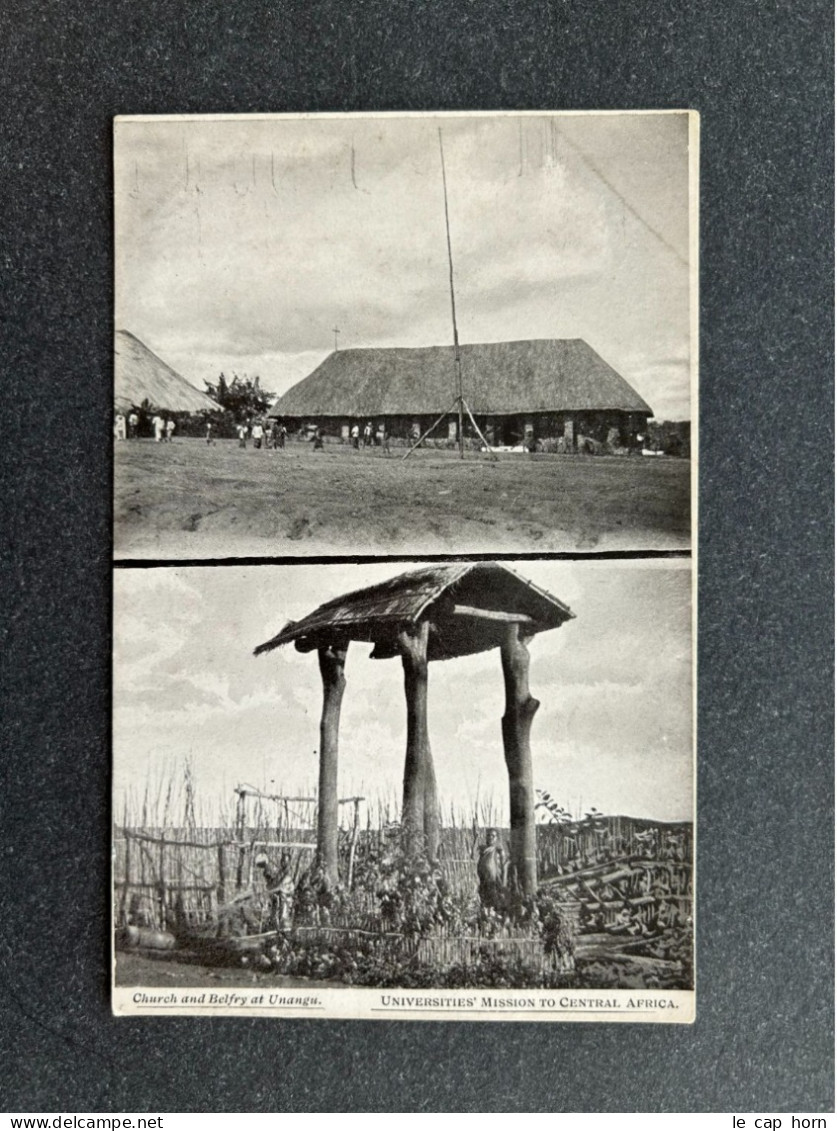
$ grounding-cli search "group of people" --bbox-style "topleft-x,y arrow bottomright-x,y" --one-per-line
113,412 -> 298,447
113,411 -> 174,442
113,410 -> 143,440
237,419 -> 287,450
151,414 -> 176,442
350,421 -> 390,453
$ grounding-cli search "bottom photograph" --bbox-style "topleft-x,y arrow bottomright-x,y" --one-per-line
112,558 -> 694,1023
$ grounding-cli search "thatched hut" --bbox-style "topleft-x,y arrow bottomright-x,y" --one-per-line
115,330 -> 220,414
255,563 -> 574,896
269,338 -> 652,449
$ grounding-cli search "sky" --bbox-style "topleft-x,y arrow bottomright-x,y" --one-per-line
115,112 -> 694,420
113,559 -> 693,825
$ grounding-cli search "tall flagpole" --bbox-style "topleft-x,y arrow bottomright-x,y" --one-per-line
438,129 -> 465,460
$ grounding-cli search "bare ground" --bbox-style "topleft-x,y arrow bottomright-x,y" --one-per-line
114,439 -> 691,558
114,950 -> 330,989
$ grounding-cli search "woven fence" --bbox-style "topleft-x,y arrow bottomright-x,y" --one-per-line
114,814 -> 691,934
288,922 -> 575,975
114,827 -> 317,931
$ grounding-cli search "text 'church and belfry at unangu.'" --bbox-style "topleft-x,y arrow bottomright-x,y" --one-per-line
269,338 -> 653,452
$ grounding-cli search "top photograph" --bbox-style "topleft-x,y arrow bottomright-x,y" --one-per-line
114,111 -> 697,560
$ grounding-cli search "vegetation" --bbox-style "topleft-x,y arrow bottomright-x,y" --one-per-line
204,373 -> 275,423
115,771 -> 692,991
646,419 -> 691,458
120,374 -> 278,440
242,846 -> 578,989
264,939 -> 576,990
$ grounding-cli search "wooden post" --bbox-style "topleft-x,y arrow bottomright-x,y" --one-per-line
398,620 -> 440,861
317,642 -> 348,887
120,835 -> 131,926
157,840 -> 167,932
346,797 -> 361,890
234,789 -> 246,891
118,799 -> 130,926
500,624 -> 540,897
217,841 -> 227,909
139,831 -> 147,922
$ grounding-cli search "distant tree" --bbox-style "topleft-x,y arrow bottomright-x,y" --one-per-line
646,419 -> 690,459
204,372 -> 274,422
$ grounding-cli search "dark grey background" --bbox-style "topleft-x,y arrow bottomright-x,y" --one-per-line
2,0 -> 833,1113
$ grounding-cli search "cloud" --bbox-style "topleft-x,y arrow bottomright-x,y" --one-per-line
113,560 -> 693,822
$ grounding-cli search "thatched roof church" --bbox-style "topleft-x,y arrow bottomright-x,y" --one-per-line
269,338 -> 652,448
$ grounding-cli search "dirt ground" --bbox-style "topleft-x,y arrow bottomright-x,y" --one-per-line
114,950 -> 329,989
114,439 -> 691,559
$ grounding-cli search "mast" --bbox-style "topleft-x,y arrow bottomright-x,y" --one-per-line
438,129 -> 465,460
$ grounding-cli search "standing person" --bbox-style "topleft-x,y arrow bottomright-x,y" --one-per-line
237,422 -> 248,448
251,419 -> 264,449
152,414 -> 164,442
278,422 -> 287,449
115,413 -> 127,441
477,829 -> 509,915
363,420 -> 373,448
165,418 -> 175,443
350,422 -> 360,450
255,854 -> 296,932
205,421 -> 214,445
127,410 -> 139,439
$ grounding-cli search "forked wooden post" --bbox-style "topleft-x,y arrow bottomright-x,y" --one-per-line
317,642 -> 348,886
500,624 -> 540,896
398,620 -> 440,860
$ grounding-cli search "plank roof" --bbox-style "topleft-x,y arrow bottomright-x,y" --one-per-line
270,339 -> 652,418
255,563 -> 574,662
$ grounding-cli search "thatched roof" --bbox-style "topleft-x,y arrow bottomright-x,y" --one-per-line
115,330 -> 220,413
269,339 -> 652,418
255,563 -> 574,662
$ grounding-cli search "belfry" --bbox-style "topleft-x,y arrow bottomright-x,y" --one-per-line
255,563 -> 574,895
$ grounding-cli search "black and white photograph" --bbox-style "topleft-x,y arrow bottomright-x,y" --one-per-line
5,0 -> 831,1108
113,111 -> 696,559
112,559 -> 694,1022
111,111 -> 697,1024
